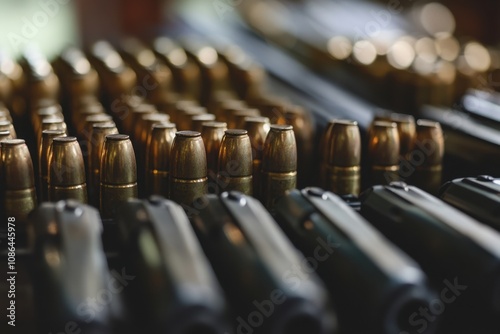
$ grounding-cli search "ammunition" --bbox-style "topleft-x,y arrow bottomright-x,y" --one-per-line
48,137 -> 87,203
89,41 -> 137,100
58,47 -> 100,99
261,124 -> 297,210
145,123 -> 177,197
209,93 -> 242,118
223,51 -> 265,99
82,114 -> 114,141
73,102 -> 106,134
191,113 -> 216,132
39,129 -> 66,202
122,103 -> 157,136
152,91 -> 180,116
368,121 -> 400,185
1,139 -> 37,223
375,112 -> 416,158
21,50 -> 60,102
319,120 -> 336,187
183,42 -> 230,104
0,130 -> 12,141
412,119 -> 444,194
172,99 -> 198,123
152,37 -> 201,99
244,116 -> 270,199
120,38 -> 172,105
284,104 -> 315,188
218,100 -> 247,123
32,104 -> 64,138
201,121 -> 227,190
176,105 -> 206,131
0,120 -> 17,139
100,134 -> 138,218
229,108 -> 260,129
135,113 -> 170,153
39,118 -> 67,146
217,130 -> 253,195
248,96 -> 287,125
0,105 -> 12,122
326,120 -> 361,196
169,131 -> 207,207
88,123 -> 118,207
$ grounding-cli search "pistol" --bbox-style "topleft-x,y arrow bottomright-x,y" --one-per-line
439,175 -> 500,232
274,188 -> 437,334
114,196 -> 229,334
191,191 -> 337,334
29,200 -> 118,333
360,182 -> 500,322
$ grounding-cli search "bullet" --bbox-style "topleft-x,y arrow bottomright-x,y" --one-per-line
284,104 -> 315,188
412,119 -> 444,194
217,130 -> 253,195
368,121 -> 400,185
208,90 -> 238,112
89,41 -> 137,100
32,104 -> 64,138
73,102 -> 106,134
82,114 -> 114,141
100,134 -> 138,218
0,120 -> 17,139
244,116 -> 270,199
326,120 -> 361,196
319,120 -> 336,187
135,113 -> 170,153
229,108 -> 260,129
55,47 -> 99,100
374,113 -> 416,158
172,99 -> 198,123
218,101 -> 247,124
176,105 -> 206,131
0,130 -> 12,141
1,139 -> 37,223
152,37 -> 201,99
120,38 -> 172,105
191,113 -> 216,133
88,123 -> 118,207
48,137 -> 87,203
122,103 -> 157,136
21,50 -> 60,102
201,121 -> 227,190
169,131 -> 207,207
39,129 -> 66,202
39,118 -> 67,148
183,42 -> 230,104
0,104 -> 13,122
261,124 -> 297,210
145,123 -> 177,197
248,96 -> 287,125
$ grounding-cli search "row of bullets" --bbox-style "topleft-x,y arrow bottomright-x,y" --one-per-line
0,38 -> 313,223
0,36 -> 446,225
318,111 -> 444,197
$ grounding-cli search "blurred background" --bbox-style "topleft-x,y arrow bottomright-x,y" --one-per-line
0,0 -> 499,58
